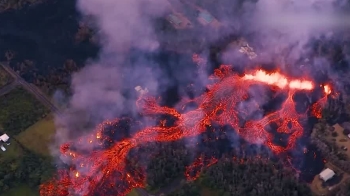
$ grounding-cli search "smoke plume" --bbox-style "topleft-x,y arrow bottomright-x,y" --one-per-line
53,0 -> 172,148
50,0 -> 350,184
51,0 -> 350,153
223,0 -> 348,70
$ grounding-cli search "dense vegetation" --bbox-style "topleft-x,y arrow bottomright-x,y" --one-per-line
166,156 -> 312,196
168,182 -> 201,196
145,142 -> 190,191
0,140 -> 55,192
0,0 -> 42,12
199,157 -> 311,196
0,87 -> 49,135
0,0 -> 349,98
336,180 -> 350,196
0,0 -> 99,95
137,139 -> 311,196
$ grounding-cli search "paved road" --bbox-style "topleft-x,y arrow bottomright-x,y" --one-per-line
0,62 -> 61,115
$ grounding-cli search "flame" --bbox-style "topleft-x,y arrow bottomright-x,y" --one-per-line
323,84 -> 331,95
185,155 -> 218,181
310,84 -> 333,119
40,60 -> 334,196
243,69 -> 314,90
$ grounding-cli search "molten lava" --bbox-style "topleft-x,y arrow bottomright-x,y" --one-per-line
185,155 -> 218,181
40,55 -> 333,196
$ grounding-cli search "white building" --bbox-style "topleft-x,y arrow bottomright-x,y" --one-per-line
0,134 -> 10,151
0,145 -> 5,151
0,133 -> 9,143
319,168 -> 335,182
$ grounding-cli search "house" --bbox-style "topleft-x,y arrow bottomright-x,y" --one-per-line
166,13 -> 192,29
198,11 -> 213,25
0,133 -> 10,151
319,168 -> 335,182
168,14 -> 182,26
0,145 -> 5,151
197,10 -> 221,28
0,133 -> 10,143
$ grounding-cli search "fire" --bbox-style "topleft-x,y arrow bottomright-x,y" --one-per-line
96,133 -> 101,139
310,84 -> 333,119
243,69 -> 314,90
40,60 -> 334,196
185,155 -> 218,181
323,84 -> 331,95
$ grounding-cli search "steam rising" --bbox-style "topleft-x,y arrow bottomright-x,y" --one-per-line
233,0 -> 349,67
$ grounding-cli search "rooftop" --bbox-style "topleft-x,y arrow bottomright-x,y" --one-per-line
0,133 -> 9,142
168,14 -> 182,26
198,12 -> 213,23
320,168 -> 335,182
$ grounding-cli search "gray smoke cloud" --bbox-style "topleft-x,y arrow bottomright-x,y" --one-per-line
218,0 -> 350,148
51,0 -> 215,173
53,0 -> 348,145
50,0 -> 180,194
222,0 -> 349,70
77,0 -> 170,52
52,0 -> 172,146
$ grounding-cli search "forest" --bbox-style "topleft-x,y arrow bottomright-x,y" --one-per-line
167,156 -> 312,196
0,139 -> 55,193
0,0 -> 99,96
144,142 -> 190,191
129,138 -> 312,196
0,0 -> 44,12
0,87 -> 49,135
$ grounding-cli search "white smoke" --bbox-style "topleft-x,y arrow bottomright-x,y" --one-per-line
221,0 -> 349,70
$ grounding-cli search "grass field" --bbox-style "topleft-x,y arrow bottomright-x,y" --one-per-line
1,184 -> 39,196
0,88 -> 53,196
0,87 -> 49,136
0,115 -> 55,196
126,189 -> 140,196
0,140 -> 23,163
16,114 -> 56,156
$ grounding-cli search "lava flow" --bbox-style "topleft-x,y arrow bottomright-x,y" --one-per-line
40,57 -> 333,196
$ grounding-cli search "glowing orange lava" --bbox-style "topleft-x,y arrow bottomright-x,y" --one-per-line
40,56 -> 333,196
185,155 -> 218,181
